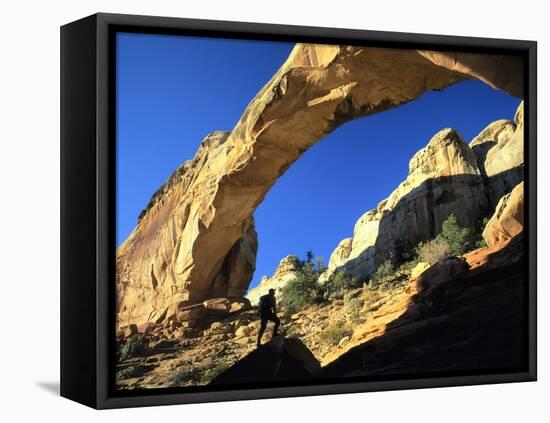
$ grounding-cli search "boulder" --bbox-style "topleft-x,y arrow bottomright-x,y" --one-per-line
411,262 -> 431,280
415,257 -> 470,293
177,303 -> 207,321
208,322 -> 233,335
202,298 -> 231,315
210,336 -> 321,385
483,182 -> 524,247
229,298 -> 251,313
199,297 -> 251,315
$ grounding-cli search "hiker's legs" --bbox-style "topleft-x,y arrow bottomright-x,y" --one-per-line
257,317 -> 267,346
271,315 -> 280,337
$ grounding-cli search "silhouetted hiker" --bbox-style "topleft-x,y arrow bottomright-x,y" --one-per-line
257,288 -> 280,347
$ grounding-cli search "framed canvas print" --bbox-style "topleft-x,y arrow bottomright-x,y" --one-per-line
60,13 -> 537,409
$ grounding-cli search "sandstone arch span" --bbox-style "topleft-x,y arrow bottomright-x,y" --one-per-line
116,43 -> 523,328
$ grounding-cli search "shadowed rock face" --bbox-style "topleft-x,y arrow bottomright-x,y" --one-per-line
322,233 -> 526,378
116,44 -> 523,328
210,336 -> 321,385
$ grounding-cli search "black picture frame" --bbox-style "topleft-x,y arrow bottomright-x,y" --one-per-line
61,12 -> 537,409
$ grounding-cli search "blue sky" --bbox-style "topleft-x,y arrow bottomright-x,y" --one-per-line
116,32 -> 521,290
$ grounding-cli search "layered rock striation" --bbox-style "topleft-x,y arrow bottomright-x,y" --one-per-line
116,132 -> 259,327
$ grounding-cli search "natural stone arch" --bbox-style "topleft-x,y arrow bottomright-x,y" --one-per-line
116,43 -> 523,327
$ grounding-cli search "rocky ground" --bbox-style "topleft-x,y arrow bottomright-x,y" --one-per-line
116,231 -> 524,390
323,234 -> 526,378
116,167 -> 525,390
115,267 -> 421,389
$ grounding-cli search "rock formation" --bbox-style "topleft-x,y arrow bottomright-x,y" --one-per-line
483,181 -> 524,247
321,102 -> 523,283
246,255 -> 301,305
116,132 -> 258,328
322,232 -> 526,378
210,336 -> 321,385
318,238 -> 354,283
470,101 -> 524,204
415,257 -> 471,293
116,43 -> 524,329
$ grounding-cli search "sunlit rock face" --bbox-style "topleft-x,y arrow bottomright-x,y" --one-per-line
116,43 -> 523,328
483,181 -> 524,247
322,101 -> 523,282
116,132 -> 259,328
470,101 -> 524,205
246,256 -> 301,306
324,127 -> 487,281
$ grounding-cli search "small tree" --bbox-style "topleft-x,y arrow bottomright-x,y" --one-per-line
119,334 -> 150,361
438,214 -> 471,256
281,251 -> 326,313
324,270 -> 359,300
415,238 -> 450,264
371,258 -> 395,287
319,321 -> 353,346
344,292 -> 365,323
281,272 -> 317,314
474,217 -> 490,249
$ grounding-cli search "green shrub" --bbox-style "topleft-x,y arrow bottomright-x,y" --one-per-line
344,293 -> 365,323
171,367 -> 195,385
474,217 -> 490,249
397,259 -> 420,275
281,272 -> 317,314
363,290 -> 382,310
117,366 -> 141,380
371,258 -> 395,287
413,214 -> 488,263
281,251 -> 326,313
120,334 -> 149,361
319,321 -> 353,346
324,271 -> 359,300
415,237 -> 450,264
171,362 -> 231,386
438,214 -> 472,256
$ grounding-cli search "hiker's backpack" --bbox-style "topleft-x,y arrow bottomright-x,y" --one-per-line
259,294 -> 272,312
